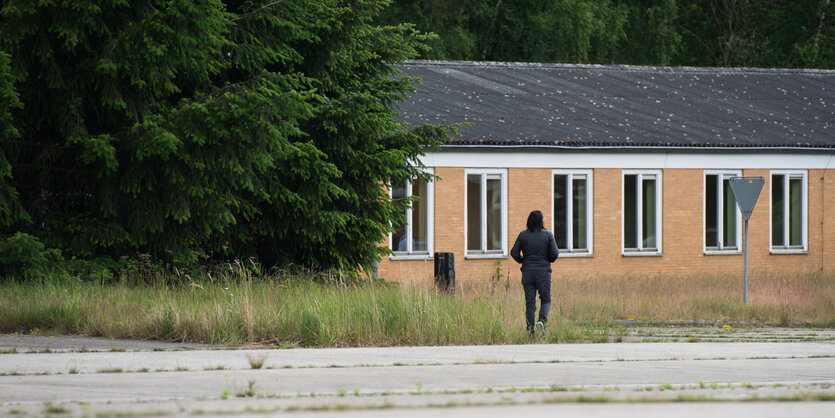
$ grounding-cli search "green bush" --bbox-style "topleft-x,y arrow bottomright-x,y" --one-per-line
0,232 -> 62,280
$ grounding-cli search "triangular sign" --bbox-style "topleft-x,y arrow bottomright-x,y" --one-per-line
728,177 -> 764,221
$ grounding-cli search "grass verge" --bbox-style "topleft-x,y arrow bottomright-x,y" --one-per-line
0,270 -> 832,346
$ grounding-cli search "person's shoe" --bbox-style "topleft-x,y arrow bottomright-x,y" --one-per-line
535,321 -> 546,337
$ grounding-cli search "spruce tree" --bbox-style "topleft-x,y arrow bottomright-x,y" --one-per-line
0,0 -> 444,270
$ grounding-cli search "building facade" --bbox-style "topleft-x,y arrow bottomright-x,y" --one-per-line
378,61 -> 835,282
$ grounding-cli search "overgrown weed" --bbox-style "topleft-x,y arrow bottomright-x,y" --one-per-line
0,268 -> 832,347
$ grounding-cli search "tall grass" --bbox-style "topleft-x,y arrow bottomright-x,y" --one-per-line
449,271 -> 835,326
0,269 -> 832,347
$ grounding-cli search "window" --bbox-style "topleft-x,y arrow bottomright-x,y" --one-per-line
390,171 -> 433,257
623,170 -> 662,254
466,169 -> 507,257
704,170 -> 742,253
771,170 -> 807,253
553,170 -> 593,255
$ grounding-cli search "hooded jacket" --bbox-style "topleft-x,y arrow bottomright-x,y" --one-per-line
510,229 -> 559,272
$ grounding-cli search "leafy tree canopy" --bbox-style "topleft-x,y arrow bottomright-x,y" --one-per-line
0,0 -> 447,271
378,0 -> 835,68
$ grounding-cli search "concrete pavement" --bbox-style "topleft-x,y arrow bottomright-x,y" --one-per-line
2,340 -> 834,375
1,334 -> 833,416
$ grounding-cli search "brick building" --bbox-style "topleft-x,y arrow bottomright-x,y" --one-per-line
378,61 -> 835,282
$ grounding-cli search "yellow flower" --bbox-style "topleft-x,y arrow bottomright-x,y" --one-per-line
722,325 -> 731,328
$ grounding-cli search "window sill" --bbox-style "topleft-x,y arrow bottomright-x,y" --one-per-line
621,251 -> 663,257
465,253 -> 508,260
559,252 -> 594,258
390,254 -> 433,261
769,249 -> 808,255
703,250 -> 742,256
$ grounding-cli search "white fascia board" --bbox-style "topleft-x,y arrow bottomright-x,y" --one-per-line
418,150 -> 835,170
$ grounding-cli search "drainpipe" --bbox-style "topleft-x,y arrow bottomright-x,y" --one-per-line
372,242 -> 378,280
823,155 -> 834,273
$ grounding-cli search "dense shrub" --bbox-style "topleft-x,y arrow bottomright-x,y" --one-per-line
0,232 -> 62,280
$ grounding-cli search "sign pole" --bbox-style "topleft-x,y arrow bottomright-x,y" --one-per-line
743,218 -> 748,305
728,177 -> 764,306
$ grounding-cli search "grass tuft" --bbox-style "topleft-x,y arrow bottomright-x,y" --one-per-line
236,380 -> 256,398
247,353 -> 267,369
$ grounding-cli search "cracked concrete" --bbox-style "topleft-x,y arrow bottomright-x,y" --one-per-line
1,331 -> 833,416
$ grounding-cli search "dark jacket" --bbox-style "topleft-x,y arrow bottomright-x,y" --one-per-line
510,229 -> 559,272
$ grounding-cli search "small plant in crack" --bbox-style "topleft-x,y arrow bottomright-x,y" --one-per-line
44,403 -> 68,414
247,353 -> 267,369
236,380 -> 257,397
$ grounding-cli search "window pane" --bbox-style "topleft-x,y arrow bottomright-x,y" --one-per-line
572,177 -> 587,250
392,184 -> 407,252
624,175 -> 637,248
772,175 -> 784,246
553,175 -> 568,249
412,181 -> 428,252
705,175 -> 718,247
467,175 -> 481,251
486,178 -> 502,251
789,178 -> 802,246
642,178 -> 657,249
723,178 -> 736,247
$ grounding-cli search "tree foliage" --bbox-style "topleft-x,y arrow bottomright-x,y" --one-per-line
0,0 -> 446,270
379,0 -> 835,68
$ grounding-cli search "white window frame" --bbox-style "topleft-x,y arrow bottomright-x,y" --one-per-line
389,168 -> 434,260
769,170 -> 808,254
703,170 -> 743,255
622,169 -> 663,256
464,168 -> 508,259
551,169 -> 594,257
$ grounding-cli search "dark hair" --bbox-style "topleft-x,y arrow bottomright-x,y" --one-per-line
526,210 -> 544,232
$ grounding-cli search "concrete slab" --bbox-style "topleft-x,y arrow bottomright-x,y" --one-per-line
275,403 -> 835,418
0,334 -> 215,353
1,340 -> 833,375
5,358 -> 834,404
4,394 -> 835,417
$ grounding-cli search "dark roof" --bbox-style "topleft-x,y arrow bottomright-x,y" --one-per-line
397,60 -> 835,149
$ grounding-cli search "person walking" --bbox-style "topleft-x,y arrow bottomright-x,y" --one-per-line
510,210 -> 559,337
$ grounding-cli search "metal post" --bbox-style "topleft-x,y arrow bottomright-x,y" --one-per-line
728,176 -> 763,306
743,219 -> 749,305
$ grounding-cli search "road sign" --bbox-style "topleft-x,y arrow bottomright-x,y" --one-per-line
728,176 -> 764,305
728,177 -> 764,220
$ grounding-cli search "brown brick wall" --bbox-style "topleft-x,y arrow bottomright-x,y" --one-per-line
376,167 -> 835,282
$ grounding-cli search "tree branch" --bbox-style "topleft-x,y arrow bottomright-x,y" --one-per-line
231,0 -> 288,22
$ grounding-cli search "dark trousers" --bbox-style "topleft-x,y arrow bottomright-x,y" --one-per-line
522,270 -> 551,330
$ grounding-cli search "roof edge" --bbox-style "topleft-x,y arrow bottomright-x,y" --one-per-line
438,144 -> 835,153
402,59 -> 835,76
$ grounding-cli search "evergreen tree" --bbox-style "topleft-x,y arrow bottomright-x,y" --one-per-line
0,0 -> 445,270
378,0 -> 835,68
0,49 -> 26,227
